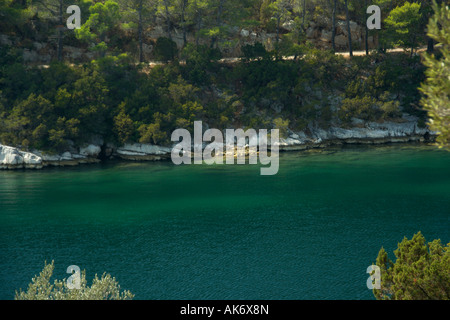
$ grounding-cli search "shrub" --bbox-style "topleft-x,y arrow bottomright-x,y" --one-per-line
338,96 -> 380,124
273,117 -> 290,139
138,122 -> 167,145
15,261 -> 134,300
241,43 -> 268,61
373,232 -> 450,300
154,37 -> 178,63
380,100 -> 402,120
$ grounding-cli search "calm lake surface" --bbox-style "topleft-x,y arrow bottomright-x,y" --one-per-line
0,144 -> 449,300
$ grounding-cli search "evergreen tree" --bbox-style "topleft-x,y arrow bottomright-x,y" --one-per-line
385,1 -> 423,57
331,0 -> 337,52
75,0 -> 122,57
344,0 -> 352,57
32,0 -> 76,61
374,232 -> 450,300
420,0 -> 450,149
119,0 -> 158,62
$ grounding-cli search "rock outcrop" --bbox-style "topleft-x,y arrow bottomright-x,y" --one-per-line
114,143 -> 172,161
0,143 -> 103,169
32,144 -> 102,167
0,145 -> 43,169
277,115 -> 434,151
307,18 -> 376,50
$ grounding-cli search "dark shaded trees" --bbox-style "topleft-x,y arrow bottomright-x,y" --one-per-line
344,0 -> 352,56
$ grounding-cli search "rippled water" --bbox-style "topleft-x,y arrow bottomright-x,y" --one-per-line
0,144 -> 449,300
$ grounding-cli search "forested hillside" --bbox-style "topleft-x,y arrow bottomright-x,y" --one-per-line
0,1 -> 444,153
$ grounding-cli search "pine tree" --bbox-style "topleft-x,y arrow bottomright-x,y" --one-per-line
33,0 -> 74,61
374,232 -> 450,300
385,1 -> 423,57
344,0 -> 352,57
420,1 -> 450,149
75,0 -> 122,58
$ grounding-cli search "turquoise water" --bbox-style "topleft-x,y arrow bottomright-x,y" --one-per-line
0,144 -> 449,300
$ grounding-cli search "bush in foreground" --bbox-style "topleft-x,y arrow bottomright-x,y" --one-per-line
15,261 -> 134,300
373,232 -> 450,300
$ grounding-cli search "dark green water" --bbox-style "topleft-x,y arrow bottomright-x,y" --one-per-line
0,144 -> 449,300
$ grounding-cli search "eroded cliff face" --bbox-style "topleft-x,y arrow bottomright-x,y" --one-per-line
0,16 -> 371,64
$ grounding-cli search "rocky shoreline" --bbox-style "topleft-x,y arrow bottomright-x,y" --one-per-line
0,115 -> 435,170
278,114 -> 433,150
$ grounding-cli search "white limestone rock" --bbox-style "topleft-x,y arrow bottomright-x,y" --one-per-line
80,144 -> 101,157
116,143 -> 171,157
39,153 -> 61,162
0,144 -> 42,169
61,152 -> 73,161
240,29 -> 250,37
282,20 -> 295,32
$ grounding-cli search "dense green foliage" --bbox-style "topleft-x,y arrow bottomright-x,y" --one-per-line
373,232 -> 450,300
0,43 -> 425,152
385,1 -> 423,56
420,1 -> 450,149
15,261 -> 134,300
75,0 -> 122,56
0,0 -> 442,152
